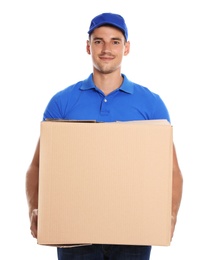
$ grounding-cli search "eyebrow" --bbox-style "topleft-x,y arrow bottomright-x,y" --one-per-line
93,37 -> 122,41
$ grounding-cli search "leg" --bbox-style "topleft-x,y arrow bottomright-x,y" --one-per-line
109,245 -> 152,260
57,245 -> 103,260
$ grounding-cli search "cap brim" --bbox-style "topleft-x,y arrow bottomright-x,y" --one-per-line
88,22 -> 126,39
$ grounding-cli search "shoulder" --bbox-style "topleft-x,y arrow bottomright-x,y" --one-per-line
43,76 -> 92,120
122,74 -> 170,121
52,74 -> 93,101
54,81 -> 83,99
122,74 -> 161,100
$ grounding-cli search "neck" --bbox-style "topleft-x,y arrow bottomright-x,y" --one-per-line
92,70 -> 123,95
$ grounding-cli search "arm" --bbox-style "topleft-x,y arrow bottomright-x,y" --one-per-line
25,138 -> 40,238
171,143 -> 183,240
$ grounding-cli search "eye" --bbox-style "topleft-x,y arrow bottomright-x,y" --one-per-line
112,40 -> 120,45
94,40 -> 102,45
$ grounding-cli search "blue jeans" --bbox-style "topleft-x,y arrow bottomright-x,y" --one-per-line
57,244 -> 151,260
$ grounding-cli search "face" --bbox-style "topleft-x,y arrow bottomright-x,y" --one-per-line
86,26 -> 130,74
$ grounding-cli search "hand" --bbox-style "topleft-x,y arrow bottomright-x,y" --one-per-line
171,215 -> 177,241
30,209 -> 38,238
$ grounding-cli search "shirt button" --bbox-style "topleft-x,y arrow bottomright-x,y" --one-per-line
104,99 -> 107,102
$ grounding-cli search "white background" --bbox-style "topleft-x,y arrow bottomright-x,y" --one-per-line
1,0 -> 207,259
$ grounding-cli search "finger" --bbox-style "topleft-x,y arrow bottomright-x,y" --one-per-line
30,209 -> 38,238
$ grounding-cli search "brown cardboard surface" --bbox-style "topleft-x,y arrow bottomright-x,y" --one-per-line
38,120 -> 173,246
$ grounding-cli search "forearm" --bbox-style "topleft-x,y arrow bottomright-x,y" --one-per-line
172,171 -> 183,222
26,164 -> 39,218
25,139 -> 40,218
171,144 -> 183,239
172,144 -> 183,218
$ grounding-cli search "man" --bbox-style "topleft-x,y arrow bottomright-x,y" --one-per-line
26,12 -> 183,260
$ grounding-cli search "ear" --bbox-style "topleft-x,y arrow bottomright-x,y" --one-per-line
124,41 -> 130,56
86,40 -> 91,55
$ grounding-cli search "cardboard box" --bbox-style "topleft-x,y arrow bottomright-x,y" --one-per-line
38,120 -> 173,246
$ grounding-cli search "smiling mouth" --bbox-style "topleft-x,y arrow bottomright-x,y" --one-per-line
99,56 -> 114,61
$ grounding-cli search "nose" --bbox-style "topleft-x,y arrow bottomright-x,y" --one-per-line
101,42 -> 112,53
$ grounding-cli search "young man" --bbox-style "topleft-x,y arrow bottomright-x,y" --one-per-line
26,12 -> 183,260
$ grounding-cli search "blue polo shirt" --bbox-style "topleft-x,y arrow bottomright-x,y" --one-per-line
43,73 -> 170,122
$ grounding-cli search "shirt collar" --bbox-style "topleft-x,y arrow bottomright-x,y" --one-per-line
80,73 -> 134,94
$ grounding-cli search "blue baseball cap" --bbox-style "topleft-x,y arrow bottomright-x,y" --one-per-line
88,13 -> 128,40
